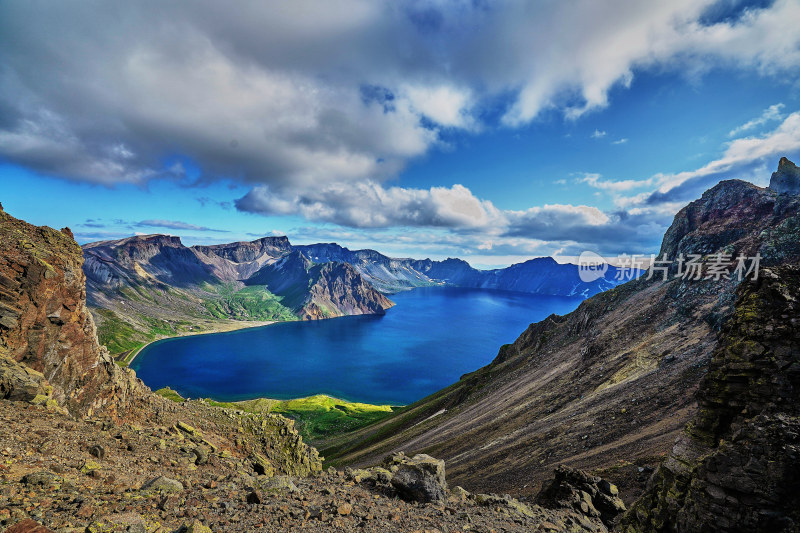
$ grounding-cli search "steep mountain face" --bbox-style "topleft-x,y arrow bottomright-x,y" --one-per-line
0,205 -> 144,419
299,244 -> 627,297
83,235 -> 393,357
193,236 -> 292,281
622,262 -> 800,532
247,251 -> 394,319
322,164 -> 800,505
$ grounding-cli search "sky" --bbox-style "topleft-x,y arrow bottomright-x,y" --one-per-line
1,0 -> 799,268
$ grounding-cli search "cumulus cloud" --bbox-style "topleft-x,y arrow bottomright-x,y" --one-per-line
1,0 -> 798,191
236,182 -> 501,229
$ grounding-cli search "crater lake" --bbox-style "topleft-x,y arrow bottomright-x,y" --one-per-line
131,287 -> 583,405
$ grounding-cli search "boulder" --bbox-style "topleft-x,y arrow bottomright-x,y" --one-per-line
0,354 -> 48,402
4,519 -> 56,533
537,465 -> 626,527
21,471 -> 62,487
384,452 -> 447,503
141,475 -> 184,494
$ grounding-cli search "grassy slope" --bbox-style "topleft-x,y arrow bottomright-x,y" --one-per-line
155,389 -> 399,444
94,283 -> 297,360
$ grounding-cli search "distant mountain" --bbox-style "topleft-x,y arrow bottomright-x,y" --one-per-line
319,159 -> 800,518
246,250 -> 393,320
296,244 -> 628,297
83,236 -> 393,357
294,243 -> 438,293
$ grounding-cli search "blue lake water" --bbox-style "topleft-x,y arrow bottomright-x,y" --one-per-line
131,287 -> 582,405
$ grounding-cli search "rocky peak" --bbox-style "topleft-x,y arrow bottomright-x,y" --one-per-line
769,156 -> 800,195
658,174 -> 800,268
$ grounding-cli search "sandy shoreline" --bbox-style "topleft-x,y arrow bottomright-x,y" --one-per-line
124,319 -> 279,366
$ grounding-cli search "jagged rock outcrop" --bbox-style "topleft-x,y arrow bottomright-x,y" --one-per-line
383,452 -> 448,503
0,352 -> 48,403
302,262 -> 394,319
769,156 -> 800,195
0,206 -> 144,418
621,262 -> 800,532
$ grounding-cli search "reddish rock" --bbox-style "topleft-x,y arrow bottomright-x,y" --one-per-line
0,208 -> 146,419
4,518 -> 56,533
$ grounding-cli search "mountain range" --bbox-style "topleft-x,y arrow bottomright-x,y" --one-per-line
82,230 -> 628,358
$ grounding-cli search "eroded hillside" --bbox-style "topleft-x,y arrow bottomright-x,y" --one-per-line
321,165 -> 800,508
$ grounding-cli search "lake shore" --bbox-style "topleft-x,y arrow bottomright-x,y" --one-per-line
124,319 -> 280,366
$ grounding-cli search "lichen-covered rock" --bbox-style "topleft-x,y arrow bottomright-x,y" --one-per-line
236,412 -> 321,477
0,352 -> 48,402
141,475 -> 184,494
385,452 -> 448,503
622,263 -> 800,532
0,208 -> 146,419
21,471 -> 62,487
537,465 -> 626,527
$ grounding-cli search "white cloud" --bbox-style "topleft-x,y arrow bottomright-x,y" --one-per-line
729,103 -> 785,136
591,129 -> 607,138
1,0 -> 798,190
608,111 -> 800,207
237,181 -> 502,229
581,173 -> 654,192
402,84 -> 475,129
612,138 -> 628,145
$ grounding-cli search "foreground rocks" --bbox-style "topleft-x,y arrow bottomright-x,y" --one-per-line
537,465 -> 626,527
384,452 -> 448,503
0,397 -> 630,532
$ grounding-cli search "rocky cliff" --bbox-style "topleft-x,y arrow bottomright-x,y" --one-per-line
621,263 -> 800,532
320,160 -> 800,509
0,205 -> 144,419
769,156 -> 800,195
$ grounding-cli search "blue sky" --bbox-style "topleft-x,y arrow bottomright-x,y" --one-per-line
1,0 -> 799,268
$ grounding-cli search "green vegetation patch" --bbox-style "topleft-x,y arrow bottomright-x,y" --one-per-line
154,387 -> 185,403
94,308 -> 192,361
204,284 -> 298,321
203,394 -> 398,442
